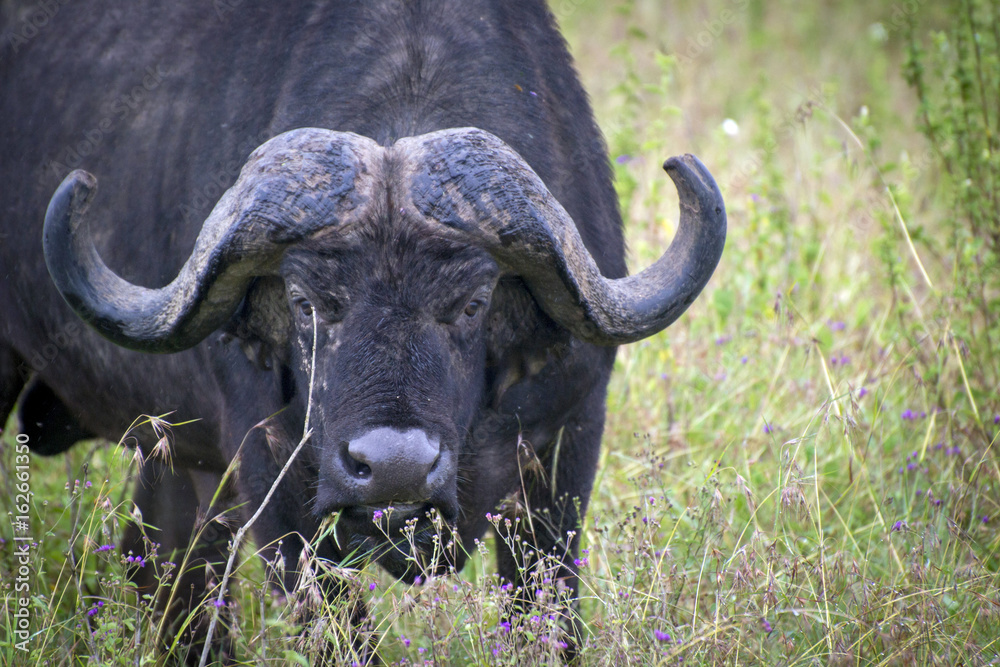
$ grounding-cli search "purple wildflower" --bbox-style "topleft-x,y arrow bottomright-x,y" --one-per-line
213,598 -> 226,608
763,423 -> 774,434
891,520 -> 906,532
402,636 -> 411,648
369,582 -> 377,591
994,415 -> 1000,425
499,621 -> 511,634
715,335 -> 731,346
831,356 -> 838,366
615,154 -> 630,164
654,629 -> 671,642
373,509 -> 383,521
741,355 -> 748,364
901,409 -> 915,420
95,544 -> 114,553
827,320 -> 846,331
840,355 -> 850,365
858,387 -> 868,398
982,515 -> 990,524
761,619 -> 773,633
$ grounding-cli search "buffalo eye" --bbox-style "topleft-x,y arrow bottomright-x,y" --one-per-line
464,299 -> 484,318
294,297 -> 313,319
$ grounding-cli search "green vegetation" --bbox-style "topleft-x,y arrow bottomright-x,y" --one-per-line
3,0 -> 998,664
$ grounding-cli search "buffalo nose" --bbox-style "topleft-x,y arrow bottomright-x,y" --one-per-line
345,427 -> 442,502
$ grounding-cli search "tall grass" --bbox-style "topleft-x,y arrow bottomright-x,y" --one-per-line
3,0 -> 999,664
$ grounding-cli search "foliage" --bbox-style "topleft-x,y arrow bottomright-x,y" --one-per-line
3,0 -> 1000,665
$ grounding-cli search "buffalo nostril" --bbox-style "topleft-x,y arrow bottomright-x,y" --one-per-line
341,442 -> 373,478
345,427 -> 442,500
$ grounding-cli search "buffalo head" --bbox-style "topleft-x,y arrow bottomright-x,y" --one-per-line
43,127 -> 725,578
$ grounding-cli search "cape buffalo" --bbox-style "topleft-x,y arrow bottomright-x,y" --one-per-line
0,0 -> 725,661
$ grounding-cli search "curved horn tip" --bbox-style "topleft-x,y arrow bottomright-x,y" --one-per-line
662,154 -> 724,215
48,170 -> 98,229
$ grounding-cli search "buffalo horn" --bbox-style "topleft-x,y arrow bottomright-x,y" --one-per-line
397,128 -> 726,346
44,129 -> 380,353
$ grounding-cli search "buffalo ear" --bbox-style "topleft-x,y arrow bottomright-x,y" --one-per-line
222,277 -> 292,371
484,278 -> 568,410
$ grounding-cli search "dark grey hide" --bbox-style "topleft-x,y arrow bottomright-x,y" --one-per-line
0,0 -> 725,661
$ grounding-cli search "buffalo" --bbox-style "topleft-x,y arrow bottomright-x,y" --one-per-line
0,0 -> 725,662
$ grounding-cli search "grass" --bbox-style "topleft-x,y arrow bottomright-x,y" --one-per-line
3,0 -> 1000,664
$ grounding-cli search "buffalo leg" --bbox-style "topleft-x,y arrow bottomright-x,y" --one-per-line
16,378 -> 94,455
122,461 -> 237,665
495,381 -> 607,655
0,346 -> 26,435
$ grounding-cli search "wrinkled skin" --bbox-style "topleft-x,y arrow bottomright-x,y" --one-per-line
224,188 -> 610,585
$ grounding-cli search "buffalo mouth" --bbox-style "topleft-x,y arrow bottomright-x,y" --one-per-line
331,503 -> 460,582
